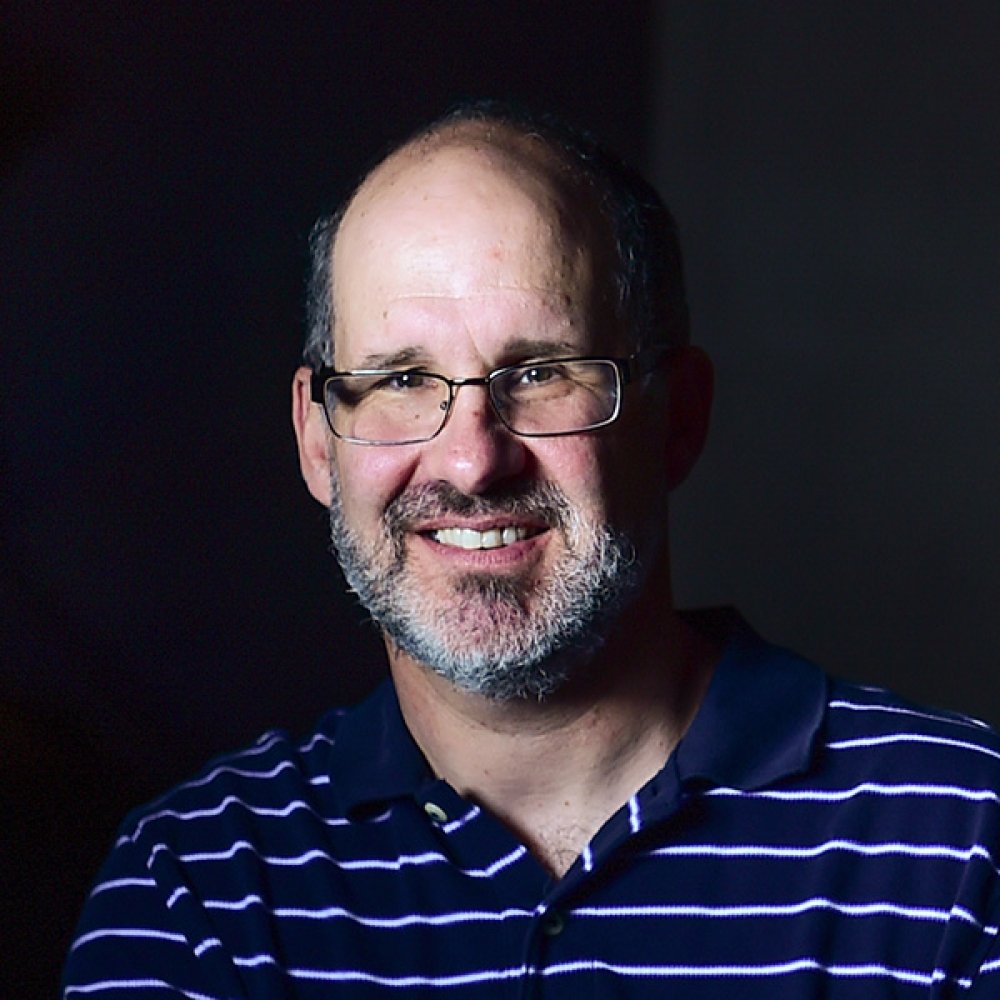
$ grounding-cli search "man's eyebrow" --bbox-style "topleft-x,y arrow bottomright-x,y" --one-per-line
349,338 -> 581,372
350,347 -> 428,370
499,338 -> 580,362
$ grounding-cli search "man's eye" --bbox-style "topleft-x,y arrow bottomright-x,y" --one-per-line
374,371 -> 430,392
517,365 -> 562,386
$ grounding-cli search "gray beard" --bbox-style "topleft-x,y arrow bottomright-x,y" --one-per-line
327,476 -> 639,701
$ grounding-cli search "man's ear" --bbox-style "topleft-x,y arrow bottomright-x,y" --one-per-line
663,346 -> 714,491
292,366 -> 334,507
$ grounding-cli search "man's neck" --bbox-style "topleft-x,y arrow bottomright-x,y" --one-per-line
388,593 -> 719,878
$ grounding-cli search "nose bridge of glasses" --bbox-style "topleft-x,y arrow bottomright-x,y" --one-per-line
441,372 -> 506,427
447,373 -> 492,391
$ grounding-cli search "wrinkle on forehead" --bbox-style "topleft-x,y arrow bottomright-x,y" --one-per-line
352,289 -> 583,370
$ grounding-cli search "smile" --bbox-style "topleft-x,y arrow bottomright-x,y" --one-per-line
430,526 -> 534,550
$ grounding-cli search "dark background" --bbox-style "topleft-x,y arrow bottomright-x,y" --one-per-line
3,4 -> 998,996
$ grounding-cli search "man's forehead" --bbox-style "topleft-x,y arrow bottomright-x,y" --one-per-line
335,122 -> 615,274
347,288 -> 587,365
329,136 -> 616,349
341,141 -> 583,248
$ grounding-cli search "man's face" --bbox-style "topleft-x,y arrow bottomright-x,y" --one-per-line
323,141 -> 663,699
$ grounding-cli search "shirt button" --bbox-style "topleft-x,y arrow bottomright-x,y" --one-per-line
423,801 -> 449,823
541,910 -> 565,936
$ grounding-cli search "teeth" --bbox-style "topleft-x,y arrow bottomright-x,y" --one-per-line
432,526 -> 531,550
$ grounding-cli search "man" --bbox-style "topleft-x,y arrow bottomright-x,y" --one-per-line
64,104 -> 1000,996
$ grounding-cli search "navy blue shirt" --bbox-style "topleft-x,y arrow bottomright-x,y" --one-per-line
63,615 -> 1000,996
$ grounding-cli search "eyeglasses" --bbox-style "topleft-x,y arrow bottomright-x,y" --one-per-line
310,347 -> 670,445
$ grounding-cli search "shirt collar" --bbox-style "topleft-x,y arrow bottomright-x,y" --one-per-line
674,608 -> 827,789
327,677 -> 433,817
327,609 -> 828,815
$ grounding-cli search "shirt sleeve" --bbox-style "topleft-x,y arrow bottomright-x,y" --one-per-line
61,831 -> 244,999
963,907 -> 1000,995
952,826 -> 1000,997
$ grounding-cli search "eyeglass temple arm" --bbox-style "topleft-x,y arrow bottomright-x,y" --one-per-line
310,367 -> 336,404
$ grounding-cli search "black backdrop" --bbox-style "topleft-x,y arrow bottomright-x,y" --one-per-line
655,2 -> 1000,725
3,4 -> 998,996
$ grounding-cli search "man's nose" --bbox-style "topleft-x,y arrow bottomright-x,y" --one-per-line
421,384 -> 527,495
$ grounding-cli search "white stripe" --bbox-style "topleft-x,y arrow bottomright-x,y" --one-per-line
574,898 -> 954,922
233,953 -> 279,968
285,963 -> 530,987
175,735 -> 287,784
89,877 -> 156,897
193,936 -> 222,957
149,839 -> 527,878
123,790 -> 374,849
118,748 -> 304,844
165,886 -> 189,908
649,839 -> 997,865
299,730 -> 336,753
828,733 -> 1000,762
70,927 -> 188,950
213,947 -> 534,986
706,782 -> 1000,804
204,892 -> 536,927
127,733 -> 294,815
628,794 -> 641,833
203,892 -> 267,911
124,792 -> 333,844
539,957 -> 941,986
828,698 -> 989,730
442,804 -> 481,834
276,904 -> 536,927
581,843 -> 594,872
945,905 -> 998,934
64,980 -> 221,999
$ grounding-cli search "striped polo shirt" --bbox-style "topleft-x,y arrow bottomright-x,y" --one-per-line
63,613 -> 1000,997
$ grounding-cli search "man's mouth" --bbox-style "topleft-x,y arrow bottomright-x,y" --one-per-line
429,525 -> 537,550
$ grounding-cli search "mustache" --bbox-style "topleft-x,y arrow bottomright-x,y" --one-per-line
384,481 -> 571,535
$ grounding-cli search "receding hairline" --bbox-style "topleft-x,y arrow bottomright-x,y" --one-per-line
327,120 -> 621,356
341,118 -> 609,245
371,116 -> 582,181
303,105 -> 690,369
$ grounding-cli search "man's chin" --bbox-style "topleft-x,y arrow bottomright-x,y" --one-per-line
452,569 -> 537,606
378,596 -> 562,700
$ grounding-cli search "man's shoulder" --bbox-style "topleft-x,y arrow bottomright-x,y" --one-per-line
116,707 -> 351,850
824,676 -> 999,744
820,676 -> 1000,786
